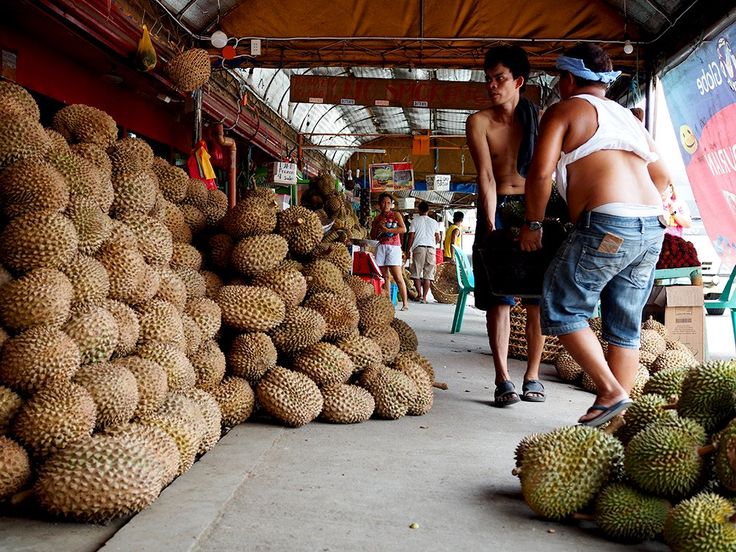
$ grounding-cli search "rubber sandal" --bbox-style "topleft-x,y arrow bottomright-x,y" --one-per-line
493,380 -> 520,407
521,379 -> 546,402
578,398 -> 633,427
400,305 -> 409,311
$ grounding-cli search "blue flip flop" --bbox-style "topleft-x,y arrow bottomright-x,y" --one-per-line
521,380 -> 546,402
579,398 -> 633,427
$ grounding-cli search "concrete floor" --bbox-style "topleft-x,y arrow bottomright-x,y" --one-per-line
2,300 -> 732,552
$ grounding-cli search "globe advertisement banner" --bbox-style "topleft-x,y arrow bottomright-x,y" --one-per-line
661,23 -> 736,270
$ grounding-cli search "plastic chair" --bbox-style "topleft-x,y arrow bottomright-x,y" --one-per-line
704,265 -> 736,342
451,245 -> 475,333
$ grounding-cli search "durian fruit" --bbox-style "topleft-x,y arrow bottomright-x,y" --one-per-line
12,383 -> 96,458
34,433 -> 163,522
63,304 -> 119,365
153,394 -> 205,453
398,351 -> 435,382
580,370 -> 598,394
518,425 -> 625,520
156,199 -> 191,243
292,343 -> 354,387
363,326 -> 401,364
108,137 -> 153,173
257,367 -> 323,427
46,149 -> 108,209
344,275 -> 375,302
336,335 -> 383,372
104,422 -> 178,488
663,492 -> 736,551
138,412 -> 199,477
154,267 -> 188,312
0,81 -> 40,119
667,340 -> 693,353
51,104 -> 118,147
166,48 -> 211,92
393,358 -> 433,415
202,189 -> 228,226
554,350 -> 583,382
96,242 -> 146,303
320,384 -> 375,424
714,419 -> 736,491
269,306 -> 326,354
514,433 -> 544,469
303,292 -> 359,341
135,300 -> 185,349
0,264 -> 12,287
184,297 -> 221,340
630,365 -> 650,400
119,213 -> 173,266
0,436 -> 31,500
110,169 -> 158,216
190,340 -> 226,391
617,393 -> 678,444
358,365 -> 416,420
390,317 -> 418,353
44,128 -> 69,154
0,268 -> 73,331
253,268 -> 308,309
0,210 -> 78,273
216,285 -> 285,332
0,101 -> 51,169
642,316 -> 668,338
358,294 -> 395,331
0,158 -> 69,218
211,376 -> 254,427
207,233 -> 235,272
643,365 -> 688,399
231,234 -> 289,278
72,141 -> 113,179
640,329 -> 667,357
151,157 -> 188,203
137,342 -> 196,392
180,204 -> 207,234
222,195 -> 277,238
73,362 -> 138,431
200,270 -> 223,299
276,206 -> 323,255
177,388 -> 222,453
310,243 -> 352,275
103,299 -> 140,357
62,254 -> 110,305
0,386 -> 22,435
639,349 -> 658,371
114,356 -> 167,419
625,417 -> 710,497
593,483 -> 671,542
227,333 -> 277,384
127,263 -> 162,307
171,266 -> 207,300
302,259 -> 345,295
678,360 -> 736,434
182,178 -> 209,210
170,243 -> 203,271
181,313 -> 203,355
651,349 -> 698,374
66,197 -> 112,255
0,327 -> 81,393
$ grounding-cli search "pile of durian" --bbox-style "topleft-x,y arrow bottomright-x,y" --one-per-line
555,316 -> 700,399
516,319 -> 736,549
0,82 -> 435,524
299,173 -> 368,242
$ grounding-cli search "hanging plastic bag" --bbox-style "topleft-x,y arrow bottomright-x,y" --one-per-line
187,140 -> 217,190
136,25 -> 157,72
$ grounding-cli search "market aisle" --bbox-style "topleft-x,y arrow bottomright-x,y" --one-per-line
101,301 -> 665,552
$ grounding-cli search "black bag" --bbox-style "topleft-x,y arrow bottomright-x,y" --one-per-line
477,220 -> 570,298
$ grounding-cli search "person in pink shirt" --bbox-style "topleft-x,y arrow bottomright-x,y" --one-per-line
662,183 -> 691,238
370,193 -> 409,310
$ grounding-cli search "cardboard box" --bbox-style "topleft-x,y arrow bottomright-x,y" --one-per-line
644,285 -> 705,362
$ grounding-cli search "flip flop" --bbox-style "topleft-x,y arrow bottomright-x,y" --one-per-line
400,305 -> 409,311
493,380 -> 520,407
578,398 -> 633,427
521,380 -> 546,402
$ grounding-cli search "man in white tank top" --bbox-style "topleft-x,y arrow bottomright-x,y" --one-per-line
519,43 -> 671,427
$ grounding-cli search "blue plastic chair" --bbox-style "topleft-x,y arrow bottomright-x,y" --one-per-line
704,265 -> 736,342
450,244 -> 475,333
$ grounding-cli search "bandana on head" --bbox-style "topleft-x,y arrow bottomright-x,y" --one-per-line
556,55 -> 621,84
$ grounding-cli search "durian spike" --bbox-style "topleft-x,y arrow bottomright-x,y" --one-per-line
571,512 -> 595,522
10,489 -> 32,506
296,217 -> 305,225
432,381 -> 448,390
698,443 -> 717,457
511,467 -> 521,477
602,415 -> 626,434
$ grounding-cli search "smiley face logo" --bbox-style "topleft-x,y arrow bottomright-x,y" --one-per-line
679,124 -> 698,154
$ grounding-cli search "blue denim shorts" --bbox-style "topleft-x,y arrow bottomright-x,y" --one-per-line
541,211 -> 665,348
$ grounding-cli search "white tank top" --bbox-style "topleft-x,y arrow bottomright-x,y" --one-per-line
555,94 -> 659,202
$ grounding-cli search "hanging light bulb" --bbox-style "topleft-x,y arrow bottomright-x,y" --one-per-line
210,30 -> 229,49
624,38 -> 634,55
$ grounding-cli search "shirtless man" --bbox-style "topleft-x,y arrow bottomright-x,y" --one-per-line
520,43 -> 670,426
466,45 -> 546,406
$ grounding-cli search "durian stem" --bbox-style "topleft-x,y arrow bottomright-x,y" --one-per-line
698,443 -> 717,457
432,381 -> 448,390
662,403 -> 678,410
10,489 -> 32,506
571,512 -> 595,521
511,467 -> 522,477
602,415 -> 626,434
731,512 -> 736,524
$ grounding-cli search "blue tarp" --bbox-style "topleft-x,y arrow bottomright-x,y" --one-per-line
412,181 -> 477,193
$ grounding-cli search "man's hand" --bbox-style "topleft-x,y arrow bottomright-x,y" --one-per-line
519,225 -> 543,252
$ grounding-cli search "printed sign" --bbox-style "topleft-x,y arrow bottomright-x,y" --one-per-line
369,162 -> 414,192
661,22 -> 736,270
270,162 -> 297,185
426,174 -> 451,191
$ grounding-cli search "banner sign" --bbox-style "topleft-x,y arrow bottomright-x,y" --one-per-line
661,23 -> 736,270
369,162 -> 414,192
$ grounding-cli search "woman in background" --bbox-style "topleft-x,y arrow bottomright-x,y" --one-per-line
371,193 -> 410,311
